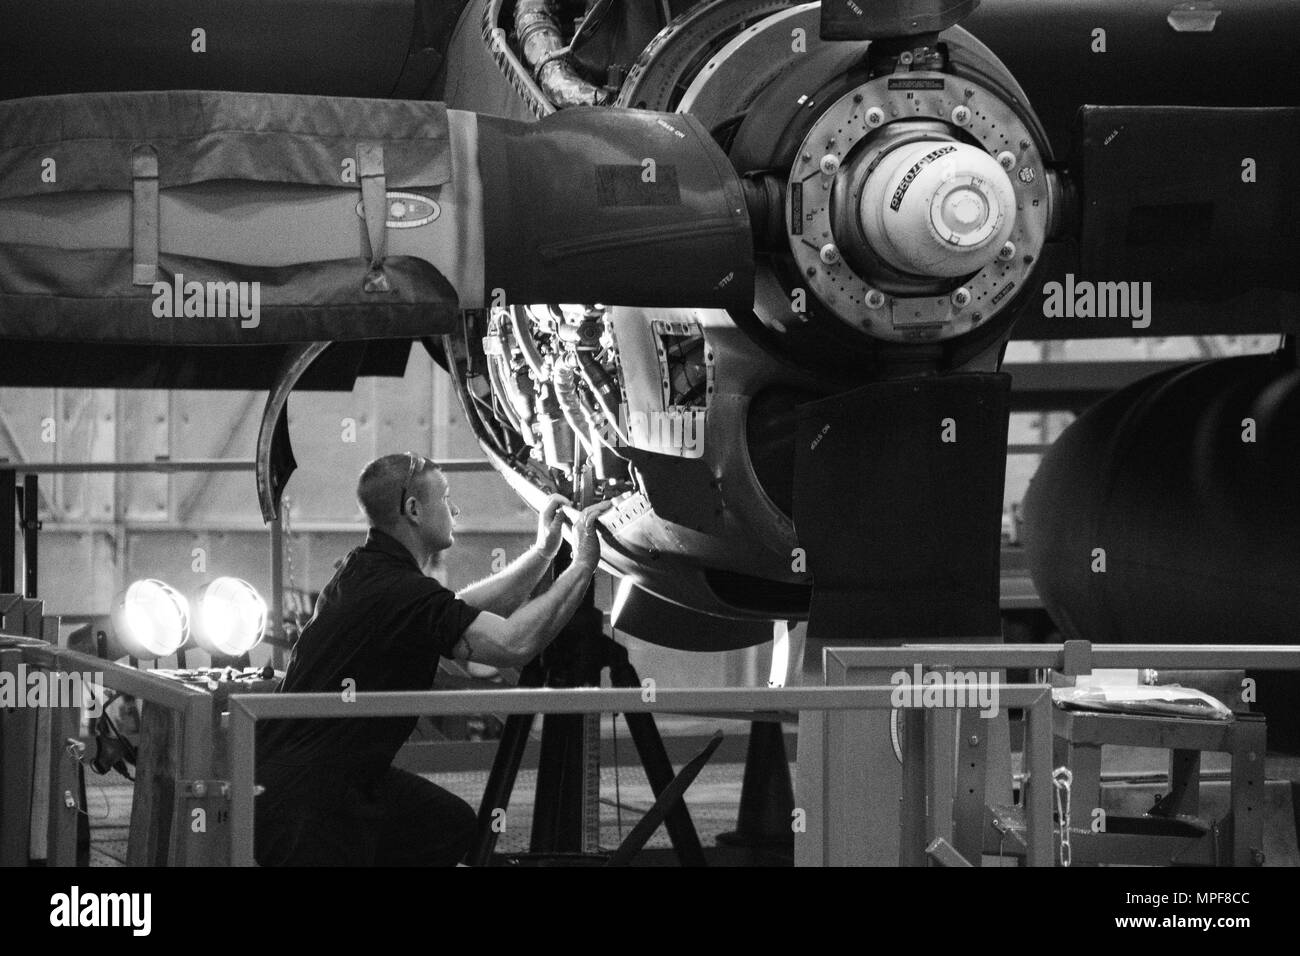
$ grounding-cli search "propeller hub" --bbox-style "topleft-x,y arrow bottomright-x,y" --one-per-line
858,139 -> 1017,278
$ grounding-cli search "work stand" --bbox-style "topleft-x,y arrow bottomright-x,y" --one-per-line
467,575 -> 709,867
791,372 -> 1015,865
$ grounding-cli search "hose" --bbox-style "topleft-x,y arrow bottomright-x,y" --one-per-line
508,306 -> 548,380
486,350 -> 525,437
514,0 -> 607,109
575,349 -> 630,446
552,363 -> 596,456
481,0 -> 555,117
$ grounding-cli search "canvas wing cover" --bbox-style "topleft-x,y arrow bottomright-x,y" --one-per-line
0,90 -> 461,345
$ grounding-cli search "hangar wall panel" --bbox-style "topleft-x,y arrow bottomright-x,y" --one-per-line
0,348 -> 534,619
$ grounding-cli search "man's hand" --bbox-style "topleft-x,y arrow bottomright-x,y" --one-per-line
570,500 -> 614,570
533,493 -> 568,560
458,498 -> 617,668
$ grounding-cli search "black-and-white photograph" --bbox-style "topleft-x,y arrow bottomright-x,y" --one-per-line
0,0 -> 1295,927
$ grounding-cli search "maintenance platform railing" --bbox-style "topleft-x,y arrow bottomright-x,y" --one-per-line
10,637 -> 1300,867
226,684 -> 1057,866
817,643 -> 1300,867
1,637 -> 216,865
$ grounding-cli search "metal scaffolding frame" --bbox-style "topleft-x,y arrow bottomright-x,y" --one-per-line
816,642 -> 1300,867
2,640 -> 216,866
226,684 -> 1058,867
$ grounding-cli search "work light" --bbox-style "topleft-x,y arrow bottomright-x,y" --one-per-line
193,577 -> 267,656
113,579 -> 190,659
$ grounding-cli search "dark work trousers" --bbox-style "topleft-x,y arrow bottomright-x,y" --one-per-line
255,762 -> 476,866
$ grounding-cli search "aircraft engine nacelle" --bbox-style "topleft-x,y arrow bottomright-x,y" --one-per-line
438,0 -> 1059,644
438,0 -> 1298,648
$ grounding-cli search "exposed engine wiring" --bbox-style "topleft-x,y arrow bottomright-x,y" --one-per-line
514,0 -> 609,108
472,302 -> 643,500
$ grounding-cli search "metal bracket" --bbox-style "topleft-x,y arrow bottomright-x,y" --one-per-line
926,836 -> 974,867
1168,3 -> 1220,33
1061,639 -> 1093,677
173,778 -> 240,865
989,804 -> 1029,849
179,779 -> 230,801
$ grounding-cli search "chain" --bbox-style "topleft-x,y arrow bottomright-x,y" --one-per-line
1052,766 -> 1073,868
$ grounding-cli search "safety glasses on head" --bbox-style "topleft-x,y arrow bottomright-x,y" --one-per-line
398,452 -> 424,516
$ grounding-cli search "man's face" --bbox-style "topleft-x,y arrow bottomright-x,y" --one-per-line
412,468 -> 459,552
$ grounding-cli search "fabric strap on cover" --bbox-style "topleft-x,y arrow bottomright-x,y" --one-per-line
357,142 -> 391,293
131,145 -> 159,286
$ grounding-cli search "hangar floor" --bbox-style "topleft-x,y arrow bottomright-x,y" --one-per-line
81,759 -> 780,867
77,725 -> 1300,867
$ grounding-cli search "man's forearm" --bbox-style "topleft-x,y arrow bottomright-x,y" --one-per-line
501,560 -> 596,661
457,546 -> 552,616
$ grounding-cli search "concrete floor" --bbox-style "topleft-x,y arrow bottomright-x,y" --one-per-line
76,740 -> 1300,866
79,759 -> 764,866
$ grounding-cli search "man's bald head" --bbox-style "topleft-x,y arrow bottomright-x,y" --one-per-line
357,453 -> 440,529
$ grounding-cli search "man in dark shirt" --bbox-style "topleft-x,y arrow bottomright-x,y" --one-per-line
254,451 -> 608,866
